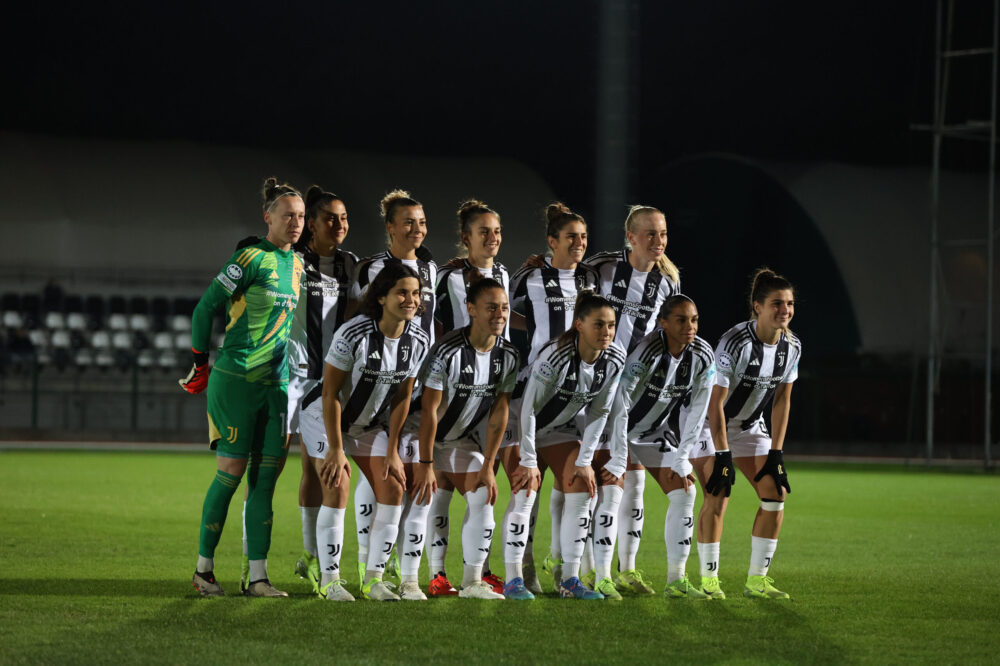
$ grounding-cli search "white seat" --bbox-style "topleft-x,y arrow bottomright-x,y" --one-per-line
112,331 -> 132,350
66,313 -> 87,330
129,314 -> 151,331
136,349 -> 156,368
51,330 -> 72,349
153,332 -> 173,350
75,349 -> 95,367
94,350 -> 114,367
157,350 -> 178,368
170,315 -> 191,332
44,312 -> 66,329
2,311 -> 23,328
174,332 -> 192,351
108,313 -> 129,331
91,331 -> 111,350
29,329 -> 50,348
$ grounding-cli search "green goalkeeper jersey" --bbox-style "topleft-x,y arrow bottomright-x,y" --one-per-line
192,239 -> 304,384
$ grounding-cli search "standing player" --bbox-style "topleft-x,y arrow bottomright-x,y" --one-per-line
427,200 -> 511,596
692,268 -> 801,600
316,263 -> 430,601
611,295 -> 714,599
412,278 -> 520,600
508,202 -> 600,593
352,190 -> 438,587
185,177 -> 304,598
286,186 -> 359,601
507,291 -> 627,600
585,205 -> 680,596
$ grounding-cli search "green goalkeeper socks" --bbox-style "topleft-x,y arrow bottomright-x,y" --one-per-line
198,470 -> 241,558
245,454 -> 282,560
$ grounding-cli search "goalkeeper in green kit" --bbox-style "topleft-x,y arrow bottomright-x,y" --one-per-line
182,177 -> 305,597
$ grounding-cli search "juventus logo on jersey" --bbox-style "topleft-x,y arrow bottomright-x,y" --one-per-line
369,350 -> 382,360
401,346 -> 410,362
776,351 -> 786,367
645,282 -> 657,298
678,362 -> 689,382
421,268 -> 430,282
575,275 -> 588,289
545,279 -> 559,288
614,279 -> 628,289
493,359 -> 501,374
595,370 -> 605,385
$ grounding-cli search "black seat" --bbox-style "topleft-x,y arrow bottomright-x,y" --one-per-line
85,296 -> 106,330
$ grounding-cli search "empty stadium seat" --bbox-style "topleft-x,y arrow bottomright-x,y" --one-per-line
153,331 -> 173,350
66,312 -> 87,331
44,311 -> 66,329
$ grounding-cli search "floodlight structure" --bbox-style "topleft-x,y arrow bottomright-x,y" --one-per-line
913,0 -> 999,467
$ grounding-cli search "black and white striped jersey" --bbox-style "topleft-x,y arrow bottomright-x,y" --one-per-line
585,249 -> 680,353
713,320 -> 802,433
303,314 -> 430,433
419,328 -> 519,443
509,259 -> 601,363
288,248 -> 360,380
434,260 -> 510,338
519,336 -> 627,470
611,331 -> 715,472
356,250 -> 438,345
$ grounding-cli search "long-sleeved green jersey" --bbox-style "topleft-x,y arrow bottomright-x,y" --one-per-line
192,239 -> 304,384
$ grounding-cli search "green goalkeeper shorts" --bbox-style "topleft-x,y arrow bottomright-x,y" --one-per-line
206,369 -> 289,459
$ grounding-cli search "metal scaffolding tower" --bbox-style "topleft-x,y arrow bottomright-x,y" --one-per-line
913,0 -> 999,466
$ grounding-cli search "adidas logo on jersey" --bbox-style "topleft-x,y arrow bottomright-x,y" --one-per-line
545,279 -> 559,287
614,279 -> 628,288
749,358 -> 760,366
270,270 -> 279,279
369,350 -> 381,360
567,373 -> 576,381
462,365 -> 474,373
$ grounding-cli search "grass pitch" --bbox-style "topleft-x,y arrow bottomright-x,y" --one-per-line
0,450 -> 997,665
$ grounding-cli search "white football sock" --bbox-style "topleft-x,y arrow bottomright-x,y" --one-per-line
561,492 -> 591,581
196,555 -> 213,572
748,536 -> 778,577
549,489 -> 565,559
249,559 -> 267,581
665,488 -> 696,582
523,495 -> 540,564
698,542 -> 721,579
503,489 -> 535,581
354,476 -> 376,568
400,492 -> 430,579
316,505 -> 345,579
461,487 -> 494,572
241,501 -> 248,557
617,470 -> 645,571
580,493 -> 598,577
365,503 -> 402,580
427,488 -> 454,574
593,485 -> 623,581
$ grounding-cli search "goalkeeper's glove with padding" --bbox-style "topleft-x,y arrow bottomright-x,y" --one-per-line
179,349 -> 210,394
704,450 -> 735,497
754,449 -> 790,494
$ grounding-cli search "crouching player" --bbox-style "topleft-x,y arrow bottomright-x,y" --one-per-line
411,278 -> 519,600
611,294 -> 715,599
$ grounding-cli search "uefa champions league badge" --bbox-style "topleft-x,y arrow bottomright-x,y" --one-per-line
226,264 -> 243,280
717,352 -> 734,369
334,338 -> 351,359
536,361 -> 555,381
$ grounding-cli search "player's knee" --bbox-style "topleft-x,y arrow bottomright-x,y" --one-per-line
760,498 -> 785,512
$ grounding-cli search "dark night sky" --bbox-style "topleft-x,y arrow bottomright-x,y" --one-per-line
4,1 -> 952,212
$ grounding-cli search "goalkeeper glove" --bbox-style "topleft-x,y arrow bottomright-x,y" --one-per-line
754,449 -> 790,494
179,349 -> 210,394
704,450 -> 735,497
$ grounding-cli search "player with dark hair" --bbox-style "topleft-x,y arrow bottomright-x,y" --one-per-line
411,278 -> 520,599
692,268 -> 801,600
507,290 -> 627,600
611,294 -> 714,599
185,177 -> 304,598
316,262 -> 430,601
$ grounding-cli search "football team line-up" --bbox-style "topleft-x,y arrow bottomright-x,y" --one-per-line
181,177 -> 801,602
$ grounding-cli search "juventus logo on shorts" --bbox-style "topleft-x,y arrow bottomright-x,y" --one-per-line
225,427 -> 238,444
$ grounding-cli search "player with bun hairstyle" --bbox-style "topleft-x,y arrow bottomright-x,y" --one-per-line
507,290 -> 627,600
352,190 -> 439,589
411,278 -> 520,600
507,202 -> 601,594
185,177 -> 304,598
585,204 -> 681,596
425,200 -> 512,596
316,263 -> 430,601
691,268 -> 801,600
610,294 -> 714,599
282,186 -> 361,601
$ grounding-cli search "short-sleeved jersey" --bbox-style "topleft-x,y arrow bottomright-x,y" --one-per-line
420,328 -> 519,443
305,314 -> 430,432
356,250 -> 438,344
435,260 -> 511,338
287,247 -> 360,380
585,249 -> 680,353
612,331 -> 715,462
519,336 -> 626,470
509,259 -> 601,363
192,239 -> 303,384
713,320 -> 802,432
